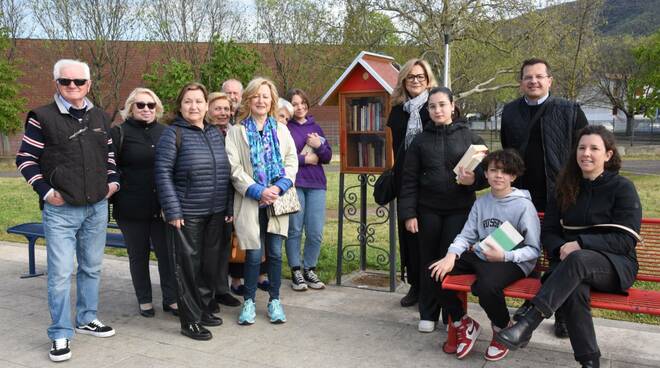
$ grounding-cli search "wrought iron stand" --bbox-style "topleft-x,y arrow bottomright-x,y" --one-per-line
335,173 -> 397,291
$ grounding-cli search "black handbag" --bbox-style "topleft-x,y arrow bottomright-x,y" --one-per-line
373,141 -> 404,206
373,168 -> 396,205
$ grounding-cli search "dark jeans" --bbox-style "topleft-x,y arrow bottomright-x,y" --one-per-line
532,250 -> 620,363
117,217 -> 177,305
213,221 -> 233,295
166,212 -> 226,327
417,208 -> 469,321
397,218 -> 420,291
243,208 -> 284,302
433,252 -> 525,328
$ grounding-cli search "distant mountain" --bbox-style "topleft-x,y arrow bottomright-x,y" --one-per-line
599,0 -> 660,36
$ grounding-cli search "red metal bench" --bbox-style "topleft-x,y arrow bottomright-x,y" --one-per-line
440,217 -> 660,352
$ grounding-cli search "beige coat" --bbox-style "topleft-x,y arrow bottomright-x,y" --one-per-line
225,122 -> 298,250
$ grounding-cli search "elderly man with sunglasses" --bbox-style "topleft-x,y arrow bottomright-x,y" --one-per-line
16,59 -> 119,362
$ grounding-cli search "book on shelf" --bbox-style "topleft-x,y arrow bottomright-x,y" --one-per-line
477,221 -> 524,253
355,141 -> 384,167
453,144 -> 488,180
349,99 -> 384,132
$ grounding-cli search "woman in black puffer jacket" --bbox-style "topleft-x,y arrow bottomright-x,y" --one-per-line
154,82 -> 232,341
398,87 -> 487,333
110,88 -> 177,318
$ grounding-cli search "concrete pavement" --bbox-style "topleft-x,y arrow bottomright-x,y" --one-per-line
1,241 -> 659,368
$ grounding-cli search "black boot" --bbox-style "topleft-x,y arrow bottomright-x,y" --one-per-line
580,359 -> 599,368
496,304 -> 544,350
400,286 -> 418,307
180,323 -> 212,340
513,300 -> 532,322
553,309 -> 569,338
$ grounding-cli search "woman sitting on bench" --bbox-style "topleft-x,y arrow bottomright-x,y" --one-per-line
496,125 -> 643,368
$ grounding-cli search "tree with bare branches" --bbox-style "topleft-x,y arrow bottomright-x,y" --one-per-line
29,0 -> 141,119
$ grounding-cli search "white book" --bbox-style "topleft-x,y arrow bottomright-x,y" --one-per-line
454,144 -> 488,180
478,221 -> 524,253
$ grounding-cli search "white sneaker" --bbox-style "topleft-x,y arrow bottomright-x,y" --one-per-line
418,320 -> 436,333
49,338 -> 71,362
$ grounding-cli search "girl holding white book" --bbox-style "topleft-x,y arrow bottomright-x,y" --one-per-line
428,149 -> 541,362
398,86 -> 487,334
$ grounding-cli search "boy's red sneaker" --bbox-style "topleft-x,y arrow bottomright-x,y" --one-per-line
485,333 -> 509,361
455,315 -> 481,359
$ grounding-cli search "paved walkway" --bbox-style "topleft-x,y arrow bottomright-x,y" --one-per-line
1,241 -> 659,368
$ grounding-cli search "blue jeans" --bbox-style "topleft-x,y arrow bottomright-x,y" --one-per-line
285,188 -> 326,269
244,209 -> 284,302
42,199 -> 108,340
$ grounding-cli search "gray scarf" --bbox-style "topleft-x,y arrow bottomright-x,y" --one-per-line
403,90 -> 428,149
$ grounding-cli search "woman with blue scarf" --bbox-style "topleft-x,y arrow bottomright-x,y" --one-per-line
225,77 -> 298,325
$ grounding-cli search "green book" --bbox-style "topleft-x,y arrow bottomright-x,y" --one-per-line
478,221 -> 524,252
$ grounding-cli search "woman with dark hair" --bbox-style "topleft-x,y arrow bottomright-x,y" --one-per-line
284,88 -> 332,291
398,86 -> 487,333
496,125 -> 642,368
387,58 -> 438,307
155,82 -> 233,340
111,88 -> 177,318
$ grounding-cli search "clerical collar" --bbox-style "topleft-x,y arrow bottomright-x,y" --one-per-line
524,94 -> 549,106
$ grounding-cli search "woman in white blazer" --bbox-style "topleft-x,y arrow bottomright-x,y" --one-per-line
225,77 -> 298,325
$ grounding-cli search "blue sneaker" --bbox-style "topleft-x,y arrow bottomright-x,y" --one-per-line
238,299 -> 256,325
267,299 -> 286,324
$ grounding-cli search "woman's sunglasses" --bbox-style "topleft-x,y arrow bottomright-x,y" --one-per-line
135,102 -> 157,110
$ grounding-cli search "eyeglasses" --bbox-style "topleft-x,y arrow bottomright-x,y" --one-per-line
135,102 -> 157,110
406,74 -> 427,83
522,74 -> 550,82
57,78 -> 88,87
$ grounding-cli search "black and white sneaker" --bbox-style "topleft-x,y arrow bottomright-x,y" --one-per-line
303,268 -> 326,290
75,319 -> 115,338
49,338 -> 71,362
291,269 -> 308,291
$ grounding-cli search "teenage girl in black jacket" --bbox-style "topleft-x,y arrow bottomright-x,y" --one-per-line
398,87 -> 487,332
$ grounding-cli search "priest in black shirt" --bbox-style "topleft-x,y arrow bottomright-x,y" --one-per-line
500,58 -> 588,338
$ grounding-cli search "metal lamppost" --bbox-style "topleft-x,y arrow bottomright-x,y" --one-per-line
443,32 -> 451,88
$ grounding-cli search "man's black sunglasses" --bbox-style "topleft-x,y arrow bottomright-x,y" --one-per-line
135,102 -> 157,110
57,78 -> 88,87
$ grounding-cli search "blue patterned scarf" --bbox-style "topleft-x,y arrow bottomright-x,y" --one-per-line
243,116 -> 285,186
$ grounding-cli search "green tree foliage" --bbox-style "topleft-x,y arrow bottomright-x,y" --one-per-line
200,38 -> 262,93
143,39 -> 263,116
633,30 -> 660,118
143,59 -> 195,115
0,30 -> 26,136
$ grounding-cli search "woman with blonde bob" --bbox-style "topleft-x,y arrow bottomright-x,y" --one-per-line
225,77 -> 298,325
110,88 -> 177,318
387,58 -> 438,309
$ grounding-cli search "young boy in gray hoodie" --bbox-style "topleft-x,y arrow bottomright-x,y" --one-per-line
428,149 -> 540,362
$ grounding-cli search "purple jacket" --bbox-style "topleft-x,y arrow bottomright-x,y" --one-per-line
286,115 -> 332,190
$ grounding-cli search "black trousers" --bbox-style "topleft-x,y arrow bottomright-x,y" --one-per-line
532,250 -> 620,363
433,252 -> 525,328
116,217 -> 177,305
213,221 -> 233,295
417,208 -> 468,321
166,212 -> 226,326
397,218 -> 420,292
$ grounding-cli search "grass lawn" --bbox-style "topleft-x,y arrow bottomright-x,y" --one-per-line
1,156 -> 659,324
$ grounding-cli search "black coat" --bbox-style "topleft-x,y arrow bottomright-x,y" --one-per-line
154,117 -> 232,222
110,118 -> 166,220
542,171 -> 642,292
387,102 -> 431,198
398,120 -> 487,220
